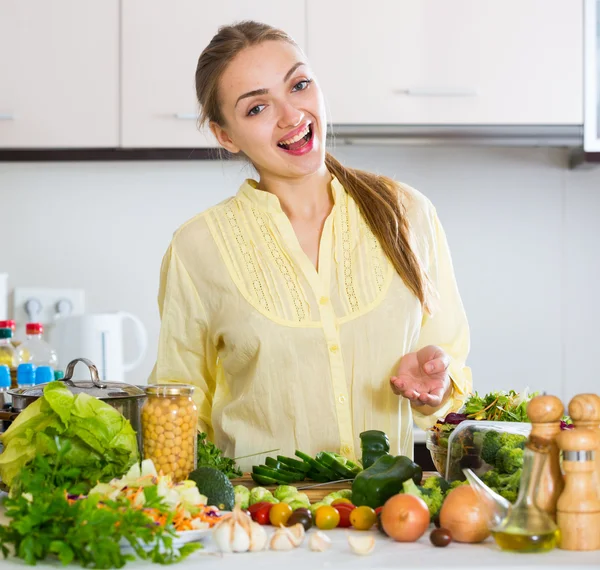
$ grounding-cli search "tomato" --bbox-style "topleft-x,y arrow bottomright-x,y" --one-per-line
331,498 -> 353,506
248,502 -> 273,525
333,502 -> 356,528
315,505 -> 340,530
350,505 -> 377,530
269,503 -> 293,527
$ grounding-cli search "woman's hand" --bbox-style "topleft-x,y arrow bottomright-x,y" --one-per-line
390,345 -> 452,411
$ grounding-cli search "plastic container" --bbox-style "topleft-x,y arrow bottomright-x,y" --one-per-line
442,420 -> 532,482
16,323 -> 58,370
0,328 -> 17,368
142,385 -> 198,482
17,363 -> 36,387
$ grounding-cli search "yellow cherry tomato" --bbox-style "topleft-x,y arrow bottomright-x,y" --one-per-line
331,498 -> 354,506
269,502 -> 293,526
350,505 -> 377,530
315,505 -> 341,530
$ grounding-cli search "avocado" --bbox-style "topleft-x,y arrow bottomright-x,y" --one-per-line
187,466 -> 235,511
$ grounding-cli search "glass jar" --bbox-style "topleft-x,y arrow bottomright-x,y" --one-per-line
142,385 -> 198,482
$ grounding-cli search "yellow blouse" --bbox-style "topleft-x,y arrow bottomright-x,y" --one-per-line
150,177 -> 472,471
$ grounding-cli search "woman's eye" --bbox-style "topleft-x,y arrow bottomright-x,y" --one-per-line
292,79 -> 312,92
247,104 -> 265,116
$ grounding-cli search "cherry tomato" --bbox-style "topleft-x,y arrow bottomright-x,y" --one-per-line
315,505 -> 341,530
248,502 -> 273,525
375,507 -> 387,535
333,502 -> 356,528
350,505 -> 377,530
269,502 -> 293,527
331,498 -> 353,506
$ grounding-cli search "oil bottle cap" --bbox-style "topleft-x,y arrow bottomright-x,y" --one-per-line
0,365 -> 10,388
0,328 -> 13,339
26,323 -> 43,335
17,363 -> 36,386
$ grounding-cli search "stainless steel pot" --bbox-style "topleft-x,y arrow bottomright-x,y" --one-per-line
1,358 -> 146,450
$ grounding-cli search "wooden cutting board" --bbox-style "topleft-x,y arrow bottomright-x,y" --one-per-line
230,471 -> 436,503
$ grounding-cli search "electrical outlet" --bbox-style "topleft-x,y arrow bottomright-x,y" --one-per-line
12,287 -> 85,329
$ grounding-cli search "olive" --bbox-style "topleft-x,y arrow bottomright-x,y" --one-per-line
430,528 -> 452,547
285,508 -> 313,531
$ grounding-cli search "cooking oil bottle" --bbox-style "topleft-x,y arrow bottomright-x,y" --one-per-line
490,436 -> 559,553
0,327 -> 17,368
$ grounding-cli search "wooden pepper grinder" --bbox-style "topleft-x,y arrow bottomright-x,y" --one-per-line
527,395 -> 564,520
556,427 -> 600,551
568,393 -> 600,498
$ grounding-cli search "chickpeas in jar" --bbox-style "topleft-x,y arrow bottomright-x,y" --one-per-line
142,385 -> 198,482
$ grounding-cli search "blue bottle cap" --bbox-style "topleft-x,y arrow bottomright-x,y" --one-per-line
54,370 -> 64,381
0,365 -> 10,389
17,363 -> 36,386
35,366 -> 54,385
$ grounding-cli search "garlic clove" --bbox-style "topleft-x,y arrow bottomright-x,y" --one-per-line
269,527 -> 298,551
308,531 -> 332,552
248,521 -> 268,552
347,534 -> 375,555
211,506 -> 254,553
287,523 -> 305,547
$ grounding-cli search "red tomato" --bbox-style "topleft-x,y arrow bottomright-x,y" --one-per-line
333,502 -> 356,528
248,502 -> 273,525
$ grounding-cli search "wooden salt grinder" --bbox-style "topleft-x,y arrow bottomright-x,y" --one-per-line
527,395 -> 564,520
568,393 -> 600,498
556,428 -> 600,551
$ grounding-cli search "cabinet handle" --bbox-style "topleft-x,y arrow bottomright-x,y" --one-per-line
173,113 -> 197,120
394,88 -> 478,97
0,113 -> 15,120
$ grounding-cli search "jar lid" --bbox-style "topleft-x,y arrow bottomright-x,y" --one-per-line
146,384 -> 195,397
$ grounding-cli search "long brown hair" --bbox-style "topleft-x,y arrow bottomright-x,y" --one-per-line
195,21 -> 432,311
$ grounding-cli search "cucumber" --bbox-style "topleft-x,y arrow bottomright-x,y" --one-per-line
252,465 -> 297,484
251,473 -> 281,486
307,470 -> 331,483
264,457 -> 306,479
295,450 -> 339,481
316,451 -> 356,479
277,456 -> 312,474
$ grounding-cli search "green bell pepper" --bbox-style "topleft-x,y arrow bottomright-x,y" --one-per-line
359,430 -> 390,469
351,455 -> 422,509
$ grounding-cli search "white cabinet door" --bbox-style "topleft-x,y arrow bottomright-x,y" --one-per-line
0,0 -> 119,148
121,1 -> 306,148
308,0 -> 583,125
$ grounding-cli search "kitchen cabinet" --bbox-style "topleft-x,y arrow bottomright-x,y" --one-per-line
0,0 -> 119,148
120,0 -> 306,148
307,0 -> 583,126
584,0 -> 600,151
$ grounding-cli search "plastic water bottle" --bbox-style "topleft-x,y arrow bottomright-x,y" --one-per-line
17,323 -> 58,370
17,363 -> 36,387
35,365 -> 54,385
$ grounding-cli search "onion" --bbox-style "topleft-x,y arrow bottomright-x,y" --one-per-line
380,494 -> 430,542
439,486 -> 490,543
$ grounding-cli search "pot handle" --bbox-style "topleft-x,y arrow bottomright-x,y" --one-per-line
63,358 -> 107,389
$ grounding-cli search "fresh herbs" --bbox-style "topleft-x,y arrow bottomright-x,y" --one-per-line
462,390 -> 536,422
197,432 -> 242,479
0,443 -> 201,568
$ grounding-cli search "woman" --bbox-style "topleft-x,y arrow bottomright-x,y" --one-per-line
150,21 -> 472,471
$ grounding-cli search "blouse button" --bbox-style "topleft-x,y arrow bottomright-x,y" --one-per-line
329,344 -> 339,353
338,395 -> 346,404
319,296 -> 329,305
341,444 -> 352,455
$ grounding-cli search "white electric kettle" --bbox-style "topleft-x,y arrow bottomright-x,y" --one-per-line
52,312 -> 148,382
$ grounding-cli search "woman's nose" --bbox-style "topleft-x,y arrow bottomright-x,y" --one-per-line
277,101 -> 304,129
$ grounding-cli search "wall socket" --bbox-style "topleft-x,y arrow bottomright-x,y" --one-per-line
12,287 -> 86,329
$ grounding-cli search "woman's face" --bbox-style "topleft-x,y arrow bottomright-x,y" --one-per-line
211,40 -> 327,182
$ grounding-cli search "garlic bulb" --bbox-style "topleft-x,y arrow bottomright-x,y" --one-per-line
269,525 -> 302,551
308,531 -> 331,552
347,534 -> 375,555
212,506 -> 255,553
287,523 -> 305,546
248,521 -> 268,552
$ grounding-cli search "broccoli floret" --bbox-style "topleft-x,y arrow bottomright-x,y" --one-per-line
496,447 -> 524,474
402,478 -> 444,520
422,476 -> 450,494
448,479 -> 469,492
481,431 -> 503,466
482,468 -> 522,504
498,433 -> 526,450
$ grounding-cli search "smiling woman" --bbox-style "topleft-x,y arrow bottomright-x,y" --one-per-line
149,21 -> 472,471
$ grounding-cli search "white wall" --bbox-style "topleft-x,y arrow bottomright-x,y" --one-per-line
1,146 -> 599,405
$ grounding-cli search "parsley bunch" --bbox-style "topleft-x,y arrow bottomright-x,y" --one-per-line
0,443 -> 201,568
196,433 -> 242,479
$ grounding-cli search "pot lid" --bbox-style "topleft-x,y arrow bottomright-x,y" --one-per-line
11,358 -> 145,399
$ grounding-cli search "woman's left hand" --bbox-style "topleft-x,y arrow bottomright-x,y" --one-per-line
390,345 -> 451,408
